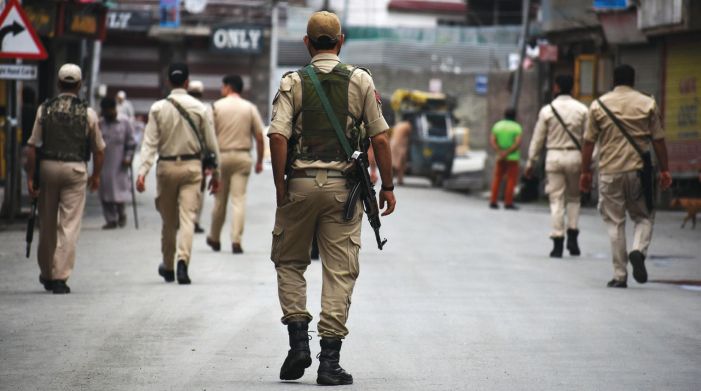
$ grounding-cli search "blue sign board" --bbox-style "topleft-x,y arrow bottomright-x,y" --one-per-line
475,75 -> 488,95
593,0 -> 629,10
160,0 -> 180,28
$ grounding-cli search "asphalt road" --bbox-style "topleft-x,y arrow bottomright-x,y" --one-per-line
1,167 -> 700,391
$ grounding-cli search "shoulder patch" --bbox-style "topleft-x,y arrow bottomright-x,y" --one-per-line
279,71 -> 299,92
355,67 -> 372,76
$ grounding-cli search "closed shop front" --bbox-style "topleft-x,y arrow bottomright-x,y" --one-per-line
618,42 -> 662,102
664,36 -> 701,176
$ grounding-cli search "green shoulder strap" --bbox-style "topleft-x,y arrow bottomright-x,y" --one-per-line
304,65 -> 354,160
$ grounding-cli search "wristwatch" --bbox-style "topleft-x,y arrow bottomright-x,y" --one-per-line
381,184 -> 395,192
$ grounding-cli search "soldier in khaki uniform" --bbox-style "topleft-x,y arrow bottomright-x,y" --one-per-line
136,63 -> 220,285
580,64 -> 672,288
26,64 -> 106,294
206,75 -> 265,254
187,80 -> 209,234
268,11 -> 396,386
525,75 -> 588,258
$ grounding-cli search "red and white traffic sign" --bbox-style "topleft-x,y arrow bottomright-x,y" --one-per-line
0,0 -> 48,60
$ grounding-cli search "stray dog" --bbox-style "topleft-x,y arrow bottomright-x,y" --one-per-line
671,198 -> 700,229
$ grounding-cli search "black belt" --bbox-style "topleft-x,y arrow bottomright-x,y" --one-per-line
159,153 -> 200,162
548,147 -> 579,151
290,169 -> 346,179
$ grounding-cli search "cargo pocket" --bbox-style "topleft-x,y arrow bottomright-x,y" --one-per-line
347,235 -> 361,279
334,192 -> 362,223
271,225 -> 284,264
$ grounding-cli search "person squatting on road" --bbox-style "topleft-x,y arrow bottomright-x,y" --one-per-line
525,75 -> 588,258
98,97 -> 137,230
205,75 -> 265,255
136,63 -> 221,285
268,11 -> 396,386
489,107 -> 523,210
25,63 -> 106,294
580,64 -> 672,288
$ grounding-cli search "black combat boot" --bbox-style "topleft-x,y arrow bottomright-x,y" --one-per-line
550,237 -> 564,258
280,321 -> 312,380
566,229 -> 581,256
317,338 -> 353,386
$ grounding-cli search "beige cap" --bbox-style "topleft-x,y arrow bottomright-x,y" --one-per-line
307,11 -> 341,41
117,90 -> 127,99
58,63 -> 82,83
188,80 -> 204,94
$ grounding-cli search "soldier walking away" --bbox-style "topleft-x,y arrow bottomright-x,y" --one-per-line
489,108 -> 523,210
205,75 -> 265,254
525,75 -> 588,258
580,64 -> 672,288
187,80 -> 209,234
98,97 -> 137,229
268,11 -> 396,386
25,63 -> 106,294
136,63 -> 220,285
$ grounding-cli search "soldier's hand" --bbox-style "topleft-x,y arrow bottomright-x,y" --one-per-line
136,175 -> 146,193
255,161 -> 263,174
208,177 -> 220,194
579,172 -> 593,193
379,190 -> 396,216
659,170 -> 672,191
27,179 -> 39,198
88,175 -> 100,193
122,159 -> 132,168
524,166 -> 534,179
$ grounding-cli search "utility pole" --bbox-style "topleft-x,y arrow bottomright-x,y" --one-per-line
509,0 -> 531,114
268,0 -> 279,123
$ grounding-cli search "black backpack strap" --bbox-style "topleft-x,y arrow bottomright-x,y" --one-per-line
549,103 -> 581,150
595,98 -> 645,159
167,97 -> 205,155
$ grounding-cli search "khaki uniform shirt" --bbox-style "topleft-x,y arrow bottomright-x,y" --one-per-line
584,86 -> 664,174
212,95 -> 264,152
28,93 -> 106,157
139,89 -> 220,177
268,53 -> 389,171
527,94 -> 588,168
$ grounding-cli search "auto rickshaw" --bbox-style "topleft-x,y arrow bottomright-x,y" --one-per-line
390,89 -> 456,186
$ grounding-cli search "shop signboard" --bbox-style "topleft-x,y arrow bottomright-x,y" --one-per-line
160,0 -> 179,28
106,10 -> 153,31
593,0 -> 629,10
211,25 -> 264,54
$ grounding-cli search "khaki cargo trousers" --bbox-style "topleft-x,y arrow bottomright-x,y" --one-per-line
271,173 -> 362,339
545,149 -> 581,237
37,161 -> 88,281
209,150 -> 252,245
156,160 -> 202,269
598,170 -> 654,282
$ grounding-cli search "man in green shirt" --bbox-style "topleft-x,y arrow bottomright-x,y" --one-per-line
489,108 -> 522,209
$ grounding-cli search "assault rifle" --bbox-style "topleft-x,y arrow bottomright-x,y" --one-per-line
344,148 -> 387,250
26,151 -> 39,258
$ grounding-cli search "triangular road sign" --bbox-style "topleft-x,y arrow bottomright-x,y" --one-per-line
0,0 -> 48,60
